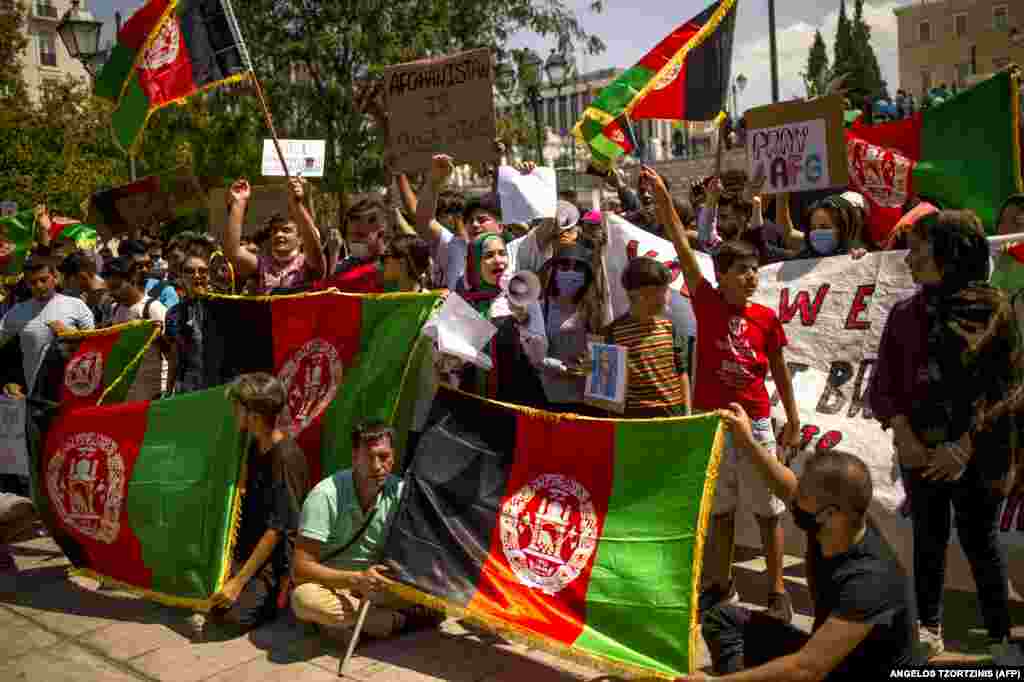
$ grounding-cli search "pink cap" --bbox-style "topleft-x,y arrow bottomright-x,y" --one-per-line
582,210 -> 602,224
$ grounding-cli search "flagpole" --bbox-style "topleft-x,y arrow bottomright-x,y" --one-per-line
221,0 -> 291,181
714,117 -> 726,177
250,74 -> 291,181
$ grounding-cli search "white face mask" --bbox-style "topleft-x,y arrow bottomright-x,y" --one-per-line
554,270 -> 586,298
809,229 -> 839,255
348,242 -> 370,260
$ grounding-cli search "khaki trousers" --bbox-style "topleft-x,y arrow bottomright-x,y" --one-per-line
291,582 -> 411,638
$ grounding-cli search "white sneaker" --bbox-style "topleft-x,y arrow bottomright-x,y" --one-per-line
917,624 -> 945,660
990,638 -> 1024,667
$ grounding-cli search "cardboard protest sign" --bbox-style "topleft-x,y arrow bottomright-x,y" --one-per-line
261,139 -> 326,178
383,48 -> 497,173
745,95 -> 847,195
88,173 -> 207,235
206,182 -> 317,240
730,251 -> 1024,600
0,397 -> 28,478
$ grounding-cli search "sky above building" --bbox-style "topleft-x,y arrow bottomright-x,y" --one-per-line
85,0 -> 912,111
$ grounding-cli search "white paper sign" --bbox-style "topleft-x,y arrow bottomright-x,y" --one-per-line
0,397 -> 28,478
422,293 -> 497,370
0,201 -> 17,217
261,139 -> 327,178
747,118 -> 830,195
497,166 -> 557,225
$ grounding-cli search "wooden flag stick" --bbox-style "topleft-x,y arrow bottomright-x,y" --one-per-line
714,116 -> 726,177
250,74 -> 292,181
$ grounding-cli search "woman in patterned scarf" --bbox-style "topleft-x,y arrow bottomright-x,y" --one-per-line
868,209 -> 1024,665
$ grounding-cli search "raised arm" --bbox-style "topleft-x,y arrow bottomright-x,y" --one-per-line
776,193 -> 807,252
644,166 -> 703,295
396,173 -> 418,215
224,179 -> 259,279
415,154 -> 453,244
287,178 -> 326,280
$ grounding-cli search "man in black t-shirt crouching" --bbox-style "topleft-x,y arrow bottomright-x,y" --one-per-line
678,403 -> 916,681
207,373 -> 311,632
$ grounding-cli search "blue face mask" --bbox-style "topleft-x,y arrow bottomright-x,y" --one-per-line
554,270 -> 586,298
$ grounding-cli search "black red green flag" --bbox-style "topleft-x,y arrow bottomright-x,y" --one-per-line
574,0 -> 737,169
200,291 -> 439,482
94,0 -> 253,150
32,321 -> 161,410
382,386 -> 723,678
36,388 -> 246,609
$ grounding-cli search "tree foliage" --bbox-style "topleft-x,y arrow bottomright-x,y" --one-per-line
231,0 -> 604,219
802,29 -> 831,98
830,0 -> 887,102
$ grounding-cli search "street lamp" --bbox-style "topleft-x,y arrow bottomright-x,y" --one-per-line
732,73 -> 747,119
544,50 -> 575,190
57,0 -> 104,77
520,50 -> 545,163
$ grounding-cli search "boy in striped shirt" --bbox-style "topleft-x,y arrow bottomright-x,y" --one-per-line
603,257 -> 690,418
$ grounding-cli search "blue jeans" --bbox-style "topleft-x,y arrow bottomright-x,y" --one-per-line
903,465 -> 1010,639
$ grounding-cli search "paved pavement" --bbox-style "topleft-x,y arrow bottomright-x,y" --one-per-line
1,536 -> 1020,681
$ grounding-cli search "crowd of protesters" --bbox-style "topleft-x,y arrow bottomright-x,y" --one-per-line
3,135 -> 1024,678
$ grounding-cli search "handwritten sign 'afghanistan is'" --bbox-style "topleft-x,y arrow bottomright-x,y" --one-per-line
383,48 -> 497,173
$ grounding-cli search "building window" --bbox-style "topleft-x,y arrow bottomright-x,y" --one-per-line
993,5 -> 1008,31
919,20 -> 931,43
38,31 -> 57,67
954,13 -> 968,38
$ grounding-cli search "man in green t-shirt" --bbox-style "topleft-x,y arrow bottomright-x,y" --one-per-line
291,421 -> 441,641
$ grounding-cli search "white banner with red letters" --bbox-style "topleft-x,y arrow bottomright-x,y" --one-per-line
731,251 -> 1024,598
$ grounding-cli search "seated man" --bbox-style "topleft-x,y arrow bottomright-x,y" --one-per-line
207,373 -> 310,632
679,403 -> 916,681
291,421 -> 441,642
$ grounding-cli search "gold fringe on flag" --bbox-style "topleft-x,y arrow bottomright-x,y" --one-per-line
54,319 -> 161,406
67,568 -> 215,612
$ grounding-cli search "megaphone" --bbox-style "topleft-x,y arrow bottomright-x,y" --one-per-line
502,270 -> 542,307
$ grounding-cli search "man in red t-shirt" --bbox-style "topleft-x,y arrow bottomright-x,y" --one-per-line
645,166 -> 801,625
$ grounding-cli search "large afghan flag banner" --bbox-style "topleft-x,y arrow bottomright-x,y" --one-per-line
200,291 -> 438,482
846,69 -> 1022,244
574,0 -> 737,169
94,0 -> 253,150
36,388 -> 245,609
32,321 -> 161,410
382,387 -> 723,678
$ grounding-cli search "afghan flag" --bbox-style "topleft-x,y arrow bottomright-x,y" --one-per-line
0,209 -> 36,279
35,388 -> 246,609
574,0 -> 737,169
846,69 -> 1023,245
94,0 -> 253,151
48,218 -> 98,251
200,291 -> 438,482
382,387 -> 723,678
32,321 -> 161,411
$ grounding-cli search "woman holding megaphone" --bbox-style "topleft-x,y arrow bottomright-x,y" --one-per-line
457,232 -> 548,408
537,244 -> 603,414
